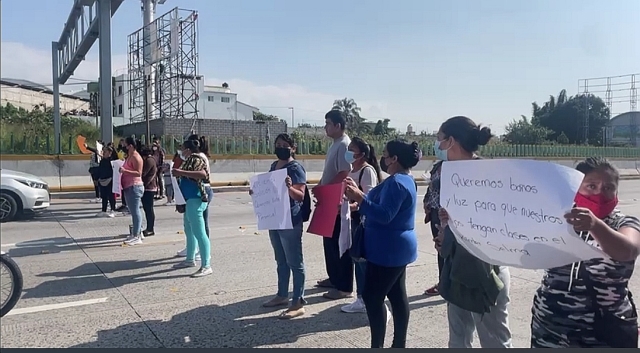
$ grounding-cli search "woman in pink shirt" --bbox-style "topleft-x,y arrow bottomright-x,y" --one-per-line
120,137 -> 145,246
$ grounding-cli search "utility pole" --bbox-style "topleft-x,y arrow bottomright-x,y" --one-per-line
142,0 -> 156,143
288,107 -> 294,128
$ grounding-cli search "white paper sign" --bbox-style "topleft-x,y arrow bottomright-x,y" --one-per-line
111,160 -> 124,195
96,141 -> 103,162
169,162 -> 186,205
440,159 -> 605,270
339,198 -> 352,257
249,169 -> 293,230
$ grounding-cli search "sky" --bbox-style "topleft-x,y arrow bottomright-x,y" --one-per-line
1,0 -> 639,134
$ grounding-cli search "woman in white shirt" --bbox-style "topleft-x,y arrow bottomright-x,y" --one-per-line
341,137 -> 383,313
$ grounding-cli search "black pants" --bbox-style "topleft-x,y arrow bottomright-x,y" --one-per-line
99,184 -> 116,212
141,191 -> 155,232
362,262 -> 410,348
322,215 -> 354,292
429,208 -> 444,277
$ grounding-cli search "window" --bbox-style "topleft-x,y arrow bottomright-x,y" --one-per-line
221,97 -> 230,103
118,104 -> 123,115
118,86 -> 123,96
207,96 -> 215,102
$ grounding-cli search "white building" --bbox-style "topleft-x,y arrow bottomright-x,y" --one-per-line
110,75 -> 259,125
0,78 -> 90,113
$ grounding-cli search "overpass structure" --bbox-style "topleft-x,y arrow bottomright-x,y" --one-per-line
52,0 -> 124,153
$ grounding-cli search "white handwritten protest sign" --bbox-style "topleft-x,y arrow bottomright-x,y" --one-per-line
111,160 -> 124,195
440,159 -> 605,270
169,162 -> 186,205
250,169 -> 292,230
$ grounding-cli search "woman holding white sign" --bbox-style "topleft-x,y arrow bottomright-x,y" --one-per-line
344,138 -> 419,348
530,157 -> 640,348
433,116 -> 513,348
250,133 -> 308,320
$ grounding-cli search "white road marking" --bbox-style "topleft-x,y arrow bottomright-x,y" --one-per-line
5,297 -> 109,316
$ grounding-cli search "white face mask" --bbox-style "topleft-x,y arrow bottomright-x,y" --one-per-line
178,151 -> 186,160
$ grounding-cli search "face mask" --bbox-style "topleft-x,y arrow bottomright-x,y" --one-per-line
380,156 -> 388,173
178,151 -> 186,160
345,151 -> 356,164
434,140 -> 449,161
275,147 -> 292,160
574,193 -> 618,219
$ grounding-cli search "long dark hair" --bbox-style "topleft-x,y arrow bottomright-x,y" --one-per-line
183,139 -> 201,153
188,134 -> 209,156
140,145 -> 153,158
351,137 -> 382,182
386,138 -> 420,169
124,136 -> 142,153
104,146 -> 118,161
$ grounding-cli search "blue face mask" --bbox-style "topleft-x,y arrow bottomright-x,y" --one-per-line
434,140 -> 449,161
344,150 -> 356,164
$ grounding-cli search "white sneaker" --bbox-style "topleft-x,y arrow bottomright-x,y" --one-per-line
191,267 -> 213,278
165,201 -> 176,206
124,235 -> 143,245
107,212 -> 115,218
90,198 -> 101,203
341,297 -> 367,313
176,248 -> 200,260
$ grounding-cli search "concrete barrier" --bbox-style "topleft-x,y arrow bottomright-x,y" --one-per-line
1,154 -> 639,192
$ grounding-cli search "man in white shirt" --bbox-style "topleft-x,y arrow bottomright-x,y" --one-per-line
315,110 -> 354,300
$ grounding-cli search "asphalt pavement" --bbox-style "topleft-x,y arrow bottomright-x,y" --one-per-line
1,183 -> 639,348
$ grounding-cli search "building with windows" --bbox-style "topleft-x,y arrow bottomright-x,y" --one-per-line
607,111 -> 640,147
0,78 -> 90,113
110,75 -> 260,125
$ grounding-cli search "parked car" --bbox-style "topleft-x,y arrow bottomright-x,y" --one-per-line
0,169 -> 50,222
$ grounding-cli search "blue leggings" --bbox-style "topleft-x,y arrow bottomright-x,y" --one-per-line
184,198 -> 211,267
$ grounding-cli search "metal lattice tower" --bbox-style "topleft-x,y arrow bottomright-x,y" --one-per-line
578,73 -> 639,145
127,7 -> 199,125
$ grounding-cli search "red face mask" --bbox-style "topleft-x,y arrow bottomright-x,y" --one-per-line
574,193 -> 618,219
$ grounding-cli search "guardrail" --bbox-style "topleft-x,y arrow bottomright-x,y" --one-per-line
1,133 -> 640,158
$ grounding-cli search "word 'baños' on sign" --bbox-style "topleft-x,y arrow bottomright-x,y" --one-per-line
440,159 -> 605,270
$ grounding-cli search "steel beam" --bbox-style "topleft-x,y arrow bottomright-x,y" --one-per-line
52,42 -> 62,154
98,0 -> 113,144
55,0 -> 123,84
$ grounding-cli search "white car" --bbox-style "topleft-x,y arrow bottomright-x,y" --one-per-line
0,169 -> 51,222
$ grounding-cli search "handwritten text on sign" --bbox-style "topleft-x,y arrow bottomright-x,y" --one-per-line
440,159 -> 604,270
250,168 -> 293,231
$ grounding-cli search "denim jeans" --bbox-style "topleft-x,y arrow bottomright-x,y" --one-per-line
447,266 -> 513,348
184,198 -> 210,267
123,184 -> 144,236
202,185 -> 214,238
268,222 -> 305,302
355,260 -> 367,297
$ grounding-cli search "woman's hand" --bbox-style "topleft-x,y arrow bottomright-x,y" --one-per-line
119,166 -> 125,173
438,208 -> 449,226
344,177 -> 364,203
565,207 -> 600,232
285,175 -> 292,188
434,224 -> 444,254
171,168 -> 183,177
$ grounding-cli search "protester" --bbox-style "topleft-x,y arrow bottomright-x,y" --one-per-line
251,133 -> 308,319
315,110 -> 353,300
172,139 -> 212,277
86,141 -> 102,203
530,156 -> 640,348
433,116 -> 512,348
344,138 -> 419,348
162,156 -> 176,206
340,137 -> 383,314
140,145 -> 158,237
120,137 -> 145,246
152,136 -> 166,200
95,145 -> 118,217
116,138 -> 128,212
176,135 -> 214,259
423,160 -> 444,296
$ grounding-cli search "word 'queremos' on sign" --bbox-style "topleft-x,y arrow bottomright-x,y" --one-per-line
440,159 -> 605,270
250,169 -> 293,231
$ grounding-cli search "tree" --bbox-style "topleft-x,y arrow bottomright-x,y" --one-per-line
503,115 -> 552,144
373,118 -> 394,136
531,90 -> 609,145
556,132 -> 570,144
331,97 -> 365,132
252,111 -> 280,122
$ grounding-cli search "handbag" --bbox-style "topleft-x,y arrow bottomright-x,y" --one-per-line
350,219 -> 366,262
98,178 -> 112,187
580,266 -> 638,347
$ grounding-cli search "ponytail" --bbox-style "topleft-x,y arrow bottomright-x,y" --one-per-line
367,144 -> 383,183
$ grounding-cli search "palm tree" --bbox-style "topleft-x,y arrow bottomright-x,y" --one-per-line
332,97 -> 365,132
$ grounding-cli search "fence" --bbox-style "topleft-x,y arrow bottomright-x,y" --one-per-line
1,133 -> 640,159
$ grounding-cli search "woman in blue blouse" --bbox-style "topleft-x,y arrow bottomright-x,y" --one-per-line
344,138 -> 420,348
